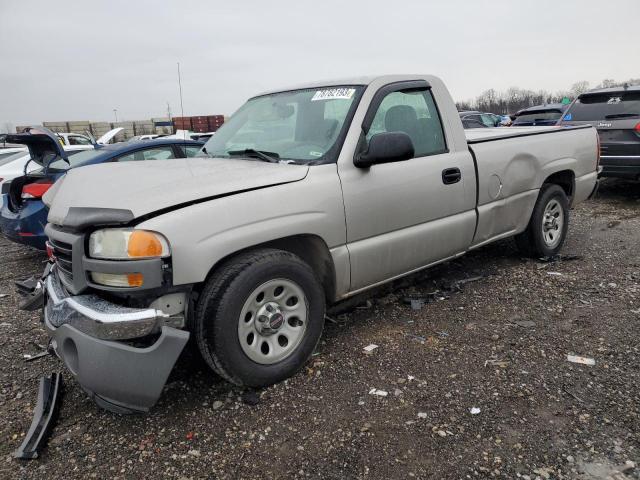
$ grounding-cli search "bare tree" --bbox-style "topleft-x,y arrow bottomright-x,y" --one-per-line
570,81 -> 590,96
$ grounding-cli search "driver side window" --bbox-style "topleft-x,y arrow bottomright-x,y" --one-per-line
366,89 -> 446,158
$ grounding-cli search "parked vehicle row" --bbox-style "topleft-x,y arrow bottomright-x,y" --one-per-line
0,129 -> 203,249
24,74 -> 600,413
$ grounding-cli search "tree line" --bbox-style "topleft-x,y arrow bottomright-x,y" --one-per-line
456,77 -> 640,115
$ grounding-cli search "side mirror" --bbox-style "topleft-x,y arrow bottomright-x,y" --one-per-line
354,132 -> 415,168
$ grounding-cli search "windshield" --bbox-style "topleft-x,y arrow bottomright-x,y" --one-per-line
201,86 -> 364,164
564,91 -> 640,121
513,110 -> 563,124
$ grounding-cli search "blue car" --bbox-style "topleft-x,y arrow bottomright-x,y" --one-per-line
0,127 -> 204,250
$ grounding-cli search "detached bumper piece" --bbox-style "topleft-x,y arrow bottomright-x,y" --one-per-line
44,270 -> 190,414
14,373 -> 63,460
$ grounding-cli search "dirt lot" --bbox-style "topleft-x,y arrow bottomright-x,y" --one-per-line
0,179 -> 639,479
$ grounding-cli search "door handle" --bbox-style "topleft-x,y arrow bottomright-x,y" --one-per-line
442,168 -> 461,185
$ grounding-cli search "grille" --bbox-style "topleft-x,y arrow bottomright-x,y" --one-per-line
50,238 -> 74,286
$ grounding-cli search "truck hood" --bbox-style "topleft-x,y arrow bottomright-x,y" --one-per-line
46,157 -> 309,227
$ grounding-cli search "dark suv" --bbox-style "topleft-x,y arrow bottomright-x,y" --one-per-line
559,85 -> 640,180
512,103 -> 568,127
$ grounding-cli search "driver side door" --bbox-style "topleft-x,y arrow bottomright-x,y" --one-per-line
338,81 -> 477,292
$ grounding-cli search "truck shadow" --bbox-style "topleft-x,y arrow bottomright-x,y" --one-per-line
166,236 -> 520,402
596,178 -> 640,204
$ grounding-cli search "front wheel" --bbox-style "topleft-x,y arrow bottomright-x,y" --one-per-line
194,249 -> 325,387
515,184 -> 569,257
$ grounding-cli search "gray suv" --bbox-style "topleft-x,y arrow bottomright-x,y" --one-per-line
559,85 -> 640,180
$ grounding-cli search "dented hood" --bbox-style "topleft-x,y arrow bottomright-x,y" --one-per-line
46,157 -> 309,227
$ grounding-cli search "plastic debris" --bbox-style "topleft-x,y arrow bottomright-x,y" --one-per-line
0,293 -> 9,299
514,320 -> 536,328
485,359 -> 510,368
567,355 -> 596,366
405,333 -> 426,343
369,388 -> 388,397
470,407 -> 481,415
538,254 -> 583,263
23,351 -> 49,362
14,373 -> 63,459
417,412 -> 427,419
547,271 -> 563,276
363,344 -> 378,353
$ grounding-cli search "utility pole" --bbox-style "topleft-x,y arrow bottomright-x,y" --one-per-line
113,109 -> 118,123
177,62 -> 185,120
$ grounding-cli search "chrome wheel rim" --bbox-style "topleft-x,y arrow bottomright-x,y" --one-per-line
238,278 -> 308,365
542,199 -> 564,248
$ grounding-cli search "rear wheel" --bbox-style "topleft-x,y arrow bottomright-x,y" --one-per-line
515,184 -> 569,257
194,249 -> 325,387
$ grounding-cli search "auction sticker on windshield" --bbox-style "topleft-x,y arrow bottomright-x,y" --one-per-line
311,88 -> 356,101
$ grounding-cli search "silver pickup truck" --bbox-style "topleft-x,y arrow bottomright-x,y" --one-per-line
39,75 -> 599,413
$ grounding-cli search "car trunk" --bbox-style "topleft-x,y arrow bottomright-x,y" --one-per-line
6,173 -> 51,212
3,127 -> 69,212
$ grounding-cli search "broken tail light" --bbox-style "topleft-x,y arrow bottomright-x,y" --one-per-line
21,182 -> 53,200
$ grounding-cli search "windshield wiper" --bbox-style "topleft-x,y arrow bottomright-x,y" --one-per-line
227,149 -> 280,163
604,113 -> 639,119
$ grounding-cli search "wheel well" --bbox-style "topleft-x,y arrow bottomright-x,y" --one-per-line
201,235 -> 337,302
543,170 -> 575,199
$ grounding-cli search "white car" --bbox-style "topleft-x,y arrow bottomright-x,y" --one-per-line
0,128 -> 122,186
0,147 -> 27,162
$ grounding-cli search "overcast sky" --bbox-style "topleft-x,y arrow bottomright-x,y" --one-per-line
1,0 -> 639,129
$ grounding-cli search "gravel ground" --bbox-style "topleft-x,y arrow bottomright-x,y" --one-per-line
1,179 -> 639,479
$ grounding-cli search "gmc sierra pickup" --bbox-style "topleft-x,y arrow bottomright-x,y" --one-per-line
36,75 -> 599,413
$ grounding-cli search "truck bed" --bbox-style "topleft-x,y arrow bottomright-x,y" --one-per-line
464,124 -> 597,249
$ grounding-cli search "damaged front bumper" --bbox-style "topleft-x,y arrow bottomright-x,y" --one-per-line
43,270 -> 189,413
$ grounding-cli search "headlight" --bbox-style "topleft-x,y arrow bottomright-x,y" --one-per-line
89,229 -> 170,260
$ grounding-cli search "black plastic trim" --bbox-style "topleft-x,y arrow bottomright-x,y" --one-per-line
63,207 -> 135,230
14,373 -> 63,460
361,80 -> 432,135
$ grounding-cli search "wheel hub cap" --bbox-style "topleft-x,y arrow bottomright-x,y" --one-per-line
541,199 -> 564,248
256,302 -> 285,335
238,278 -> 309,365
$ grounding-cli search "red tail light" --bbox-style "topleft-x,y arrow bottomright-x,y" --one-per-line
634,122 -> 640,134
21,182 -> 53,200
45,241 -> 55,259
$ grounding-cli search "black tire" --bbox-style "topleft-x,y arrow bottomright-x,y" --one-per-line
194,248 -> 325,387
515,184 -> 569,257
